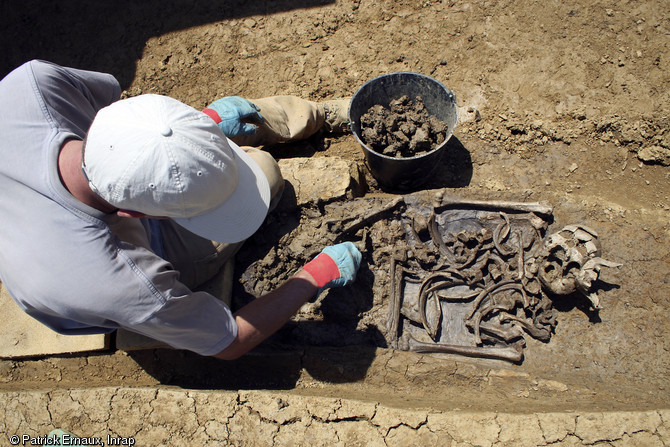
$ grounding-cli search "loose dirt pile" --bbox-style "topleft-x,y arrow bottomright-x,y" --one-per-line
360,95 -> 448,158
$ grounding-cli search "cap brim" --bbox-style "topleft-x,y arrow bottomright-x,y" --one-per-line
174,139 -> 271,243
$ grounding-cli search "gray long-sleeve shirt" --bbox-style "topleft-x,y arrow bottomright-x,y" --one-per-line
0,60 -> 237,356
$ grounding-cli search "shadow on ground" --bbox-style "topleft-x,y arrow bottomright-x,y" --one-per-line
127,344 -> 378,389
0,0 -> 335,88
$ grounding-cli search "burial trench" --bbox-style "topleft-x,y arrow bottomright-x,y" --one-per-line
234,97 -> 621,367
234,188 -> 621,364
216,101 -> 654,414
209,156 -> 668,417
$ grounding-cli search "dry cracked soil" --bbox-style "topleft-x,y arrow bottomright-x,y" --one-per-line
1,0 -> 669,444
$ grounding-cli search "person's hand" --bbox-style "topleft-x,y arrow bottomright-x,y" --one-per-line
302,242 -> 362,292
203,96 -> 263,138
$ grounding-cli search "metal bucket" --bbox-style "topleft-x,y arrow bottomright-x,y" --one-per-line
349,72 -> 458,191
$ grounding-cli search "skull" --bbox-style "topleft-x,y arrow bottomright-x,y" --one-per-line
537,224 -> 622,309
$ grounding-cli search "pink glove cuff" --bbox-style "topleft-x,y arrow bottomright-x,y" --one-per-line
302,254 -> 340,289
202,108 -> 222,123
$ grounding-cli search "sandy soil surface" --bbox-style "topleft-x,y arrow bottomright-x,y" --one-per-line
2,0 -> 669,427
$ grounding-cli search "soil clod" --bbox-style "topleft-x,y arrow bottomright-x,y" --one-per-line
360,95 -> 448,158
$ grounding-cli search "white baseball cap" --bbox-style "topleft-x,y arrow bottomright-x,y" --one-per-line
83,94 -> 271,243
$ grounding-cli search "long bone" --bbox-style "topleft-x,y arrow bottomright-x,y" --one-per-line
434,195 -> 554,216
337,196 -> 405,239
388,257 -> 414,343
407,335 -> 524,362
388,256 -> 401,345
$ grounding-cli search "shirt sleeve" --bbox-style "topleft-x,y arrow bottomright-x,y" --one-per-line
121,289 -> 239,356
96,217 -> 237,357
29,60 -> 122,135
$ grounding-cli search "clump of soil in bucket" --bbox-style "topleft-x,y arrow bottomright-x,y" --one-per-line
360,95 -> 448,158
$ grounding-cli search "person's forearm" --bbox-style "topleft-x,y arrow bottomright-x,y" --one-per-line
214,270 -> 317,360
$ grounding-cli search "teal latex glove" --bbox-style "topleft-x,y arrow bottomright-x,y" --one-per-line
204,96 -> 263,138
302,242 -> 362,292
48,429 -> 79,444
